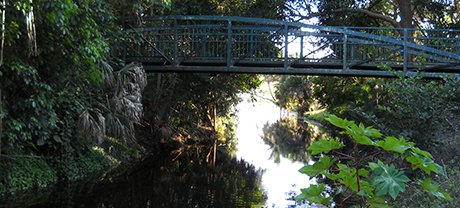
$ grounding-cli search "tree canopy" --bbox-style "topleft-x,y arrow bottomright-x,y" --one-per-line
286,0 -> 460,29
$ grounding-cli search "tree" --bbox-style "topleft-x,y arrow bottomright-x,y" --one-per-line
0,0 -> 165,192
165,0 -> 286,19
287,0 -> 460,29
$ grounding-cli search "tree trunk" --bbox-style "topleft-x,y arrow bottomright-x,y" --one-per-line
395,0 -> 413,28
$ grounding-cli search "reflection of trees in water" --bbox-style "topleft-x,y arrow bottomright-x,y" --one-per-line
261,118 -> 327,164
18,147 -> 266,208
92,148 -> 266,208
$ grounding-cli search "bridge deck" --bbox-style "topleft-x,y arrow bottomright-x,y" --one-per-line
116,15 -> 460,78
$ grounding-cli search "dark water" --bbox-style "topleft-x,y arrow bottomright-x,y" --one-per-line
2,148 -> 266,208
2,97 -> 333,208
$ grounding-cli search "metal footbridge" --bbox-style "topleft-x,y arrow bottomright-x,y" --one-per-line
116,16 -> 460,78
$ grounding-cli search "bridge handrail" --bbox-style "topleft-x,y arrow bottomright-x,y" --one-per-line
122,15 -> 460,34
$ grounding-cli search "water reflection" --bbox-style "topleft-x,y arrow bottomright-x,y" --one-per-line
261,118 -> 315,164
235,99 -> 317,208
5,147 -> 266,208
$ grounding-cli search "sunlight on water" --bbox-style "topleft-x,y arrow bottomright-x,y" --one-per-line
235,94 -> 316,208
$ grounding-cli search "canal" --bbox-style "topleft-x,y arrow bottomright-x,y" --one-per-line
235,94 -> 316,208
2,94 -> 329,208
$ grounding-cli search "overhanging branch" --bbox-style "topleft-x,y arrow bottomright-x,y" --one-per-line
299,8 -> 399,28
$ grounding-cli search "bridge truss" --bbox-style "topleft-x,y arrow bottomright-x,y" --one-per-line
116,15 -> 460,78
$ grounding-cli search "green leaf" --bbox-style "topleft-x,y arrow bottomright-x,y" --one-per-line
356,190 -> 367,196
299,155 -> 336,178
366,196 -> 391,208
412,147 -> 433,159
323,172 -> 341,180
378,136 -> 411,153
353,134 -> 377,146
325,114 -> 355,129
368,162 -> 379,170
346,123 -> 379,146
37,137 -> 45,146
363,125 -> 383,138
53,135 -> 63,144
295,184 -> 332,205
358,168 -> 370,178
371,162 -> 410,199
421,178 -> 439,192
307,138 -> 345,155
432,190 -> 452,201
406,155 -> 440,174
420,178 -> 452,200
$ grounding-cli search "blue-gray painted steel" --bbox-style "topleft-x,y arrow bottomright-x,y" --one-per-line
118,15 -> 460,78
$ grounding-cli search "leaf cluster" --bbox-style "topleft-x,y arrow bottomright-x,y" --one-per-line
296,114 -> 451,207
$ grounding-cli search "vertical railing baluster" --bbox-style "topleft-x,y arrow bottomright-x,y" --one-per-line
284,24 -> 288,70
343,27 -> 348,71
227,20 -> 232,70
250,30 -> 254,58
202,28 -> 206,57
403,29 -> 408,76
300,36 -> 303,59
173,19 -> 178,66
457,38 -> 459,63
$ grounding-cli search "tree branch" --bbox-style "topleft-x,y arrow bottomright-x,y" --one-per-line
368,0 -> 384,11
299,8 -> 399,28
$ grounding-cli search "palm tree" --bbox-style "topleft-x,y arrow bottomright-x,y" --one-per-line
79,61 -> 147,144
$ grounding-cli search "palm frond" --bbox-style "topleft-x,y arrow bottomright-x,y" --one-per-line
110,95 -> 144,122
105,112 -> 136,144
78,105 -> 106,145
98,60 -> 115,89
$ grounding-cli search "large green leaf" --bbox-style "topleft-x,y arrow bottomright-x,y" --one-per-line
421,178 -> 452,201
371,162 -> 410,199
325,114 -> 355,129
406,155 -> 441,175
295,184 -> 332,205
307,138 -> 345,155
378,136 -> 413,153
411,147 -> 433,159
298,155 -> 336,178
362,124 -> 383,138
345,122 -> 380,146
421,178 -> 438,192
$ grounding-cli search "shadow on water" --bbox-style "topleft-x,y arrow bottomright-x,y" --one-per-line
2,146 -> 267,208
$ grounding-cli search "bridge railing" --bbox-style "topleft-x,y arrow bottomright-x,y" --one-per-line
116,16 -> 460,76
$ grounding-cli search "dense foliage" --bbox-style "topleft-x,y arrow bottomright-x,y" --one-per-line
287,0 -> 460,29
0,0 -> 167,193
297,115 -> 451,207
